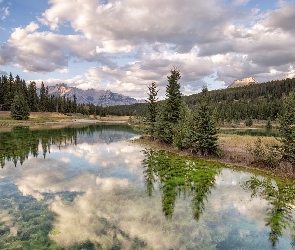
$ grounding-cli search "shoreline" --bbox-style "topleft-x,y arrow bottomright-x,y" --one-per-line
1,112 -> 294,181
0,118 -> 128,133
134,136 -> 295,181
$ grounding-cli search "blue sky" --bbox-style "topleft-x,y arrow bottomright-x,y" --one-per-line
1,0 -> 295,99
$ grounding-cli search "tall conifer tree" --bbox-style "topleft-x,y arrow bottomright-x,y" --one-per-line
39,82 -> 47,112
27,81 -> 39,112
190,87 -> 220,156
155,67 -> 182,143
145,81 -> 158,139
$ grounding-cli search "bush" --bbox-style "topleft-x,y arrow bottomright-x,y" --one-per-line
247,137 -> 280,168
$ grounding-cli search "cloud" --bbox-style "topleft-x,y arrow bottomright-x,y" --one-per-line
39,0 -> 234,52
84,52 -> 216,97
0,69 -> 7,75
58,68 -> 69,74
262,1 -> 295,34
1,0 -> 295,96
0,6 -> 9,20
0,22 -> 118,73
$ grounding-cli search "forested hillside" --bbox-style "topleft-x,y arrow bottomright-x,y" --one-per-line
104,77 -> 295,122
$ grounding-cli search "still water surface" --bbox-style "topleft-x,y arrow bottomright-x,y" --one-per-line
0,125 -> 294,249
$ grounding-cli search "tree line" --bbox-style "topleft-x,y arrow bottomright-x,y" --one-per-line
102,77 -> 295,123
0,73 -> 112,119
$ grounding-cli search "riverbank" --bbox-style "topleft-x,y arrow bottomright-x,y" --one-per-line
134,135 -> 295,180
1,111 -> 294,180
0,111 -> 128,128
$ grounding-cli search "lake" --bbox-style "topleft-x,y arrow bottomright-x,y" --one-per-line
0,124 -> 294,249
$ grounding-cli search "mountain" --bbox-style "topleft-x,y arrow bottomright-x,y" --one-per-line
227,77 -> 259,88
46,83 -> 139,107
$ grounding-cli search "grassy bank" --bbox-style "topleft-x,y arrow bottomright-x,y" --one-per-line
0,111 -> 129,127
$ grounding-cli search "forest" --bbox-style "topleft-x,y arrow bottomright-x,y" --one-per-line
105,77 -> 295,123
1,72 -> 295,123
0,73 -> 106,118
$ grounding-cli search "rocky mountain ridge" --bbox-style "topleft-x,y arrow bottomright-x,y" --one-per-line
45,83 -> 139,107
228,77 -> 259,88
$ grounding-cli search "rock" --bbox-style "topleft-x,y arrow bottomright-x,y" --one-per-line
227,77 -> 259,88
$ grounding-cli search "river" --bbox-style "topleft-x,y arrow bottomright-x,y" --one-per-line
0,124 -> 294,249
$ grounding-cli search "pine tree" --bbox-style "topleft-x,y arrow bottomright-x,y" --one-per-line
155,67 -> 182,143
278,92 -> 295,166
72,94 -> 77,113
165,67 -> 182,124
190,87 -> 220,156
145,81 -> 158,139
4,73 -> 15,110
39,82 -> 47,112
172,103 -> 192,149
27,81 -> 39,112
10,93 -> 30,120
0,75 -> 6,105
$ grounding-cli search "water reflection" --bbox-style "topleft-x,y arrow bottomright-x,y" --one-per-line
0,125 -> 295,249
242,177 -> 295,247
142,149 -> 222,220
0,124 -> 138,167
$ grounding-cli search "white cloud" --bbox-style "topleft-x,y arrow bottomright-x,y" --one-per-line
39,0 -> 238,52
0,6 -> 9,20
1,0 -> 295,97
59,68 -> 69,74
31,75 -> 85,88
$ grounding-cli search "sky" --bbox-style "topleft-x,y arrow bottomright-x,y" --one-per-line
0,0 -> 295,99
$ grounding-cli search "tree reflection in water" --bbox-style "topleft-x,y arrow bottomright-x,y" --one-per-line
0,125 -> 137,168
242,176 -> 295,248
142,149 -> 222,220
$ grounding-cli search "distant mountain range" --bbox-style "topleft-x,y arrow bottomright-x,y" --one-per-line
227,77 -> 259,88
45,83 -> 139,107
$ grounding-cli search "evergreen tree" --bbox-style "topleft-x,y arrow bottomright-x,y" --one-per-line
155,67 -> 182,143
4,73 -> 15,110
27,81 -> 39,112
145,81 -> 158,139
190,87 -> 220,156
165,67 -> 182,124
0,75 -> 6,105
72,94 -> 77,113
278,92 -> 295,166
10,93 -> 30,120
172,103 -> 192,149
39,82 -> 47,112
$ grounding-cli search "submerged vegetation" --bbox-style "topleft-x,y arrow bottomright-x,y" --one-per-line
142,149 -> 222,219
